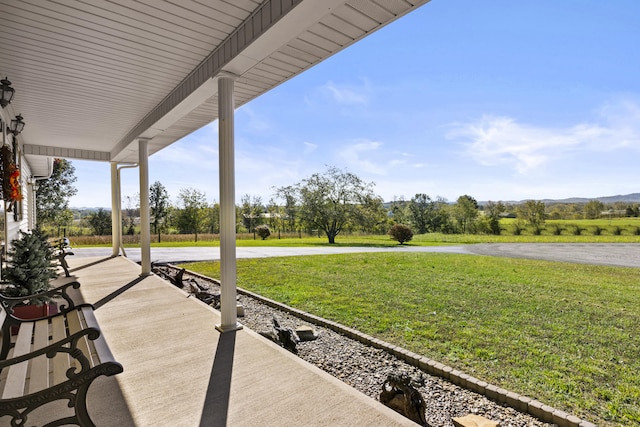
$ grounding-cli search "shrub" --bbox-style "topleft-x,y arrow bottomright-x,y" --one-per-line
570,225 -> 585,236
529,225 -> 543,235
546,224 -> 563,236
510,221 -> 525,236
609,226 -> 622,236
388,224 -> 413,244
591,226 -> 603,236
256,225 -> 271,240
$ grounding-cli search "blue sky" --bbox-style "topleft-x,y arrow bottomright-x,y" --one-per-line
70,0 -> 640,208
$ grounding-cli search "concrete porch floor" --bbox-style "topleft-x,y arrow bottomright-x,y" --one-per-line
26,255 -> 417,427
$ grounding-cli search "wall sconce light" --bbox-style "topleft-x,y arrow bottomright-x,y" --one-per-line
1,77 -> 15,108
9,114 -> 25,135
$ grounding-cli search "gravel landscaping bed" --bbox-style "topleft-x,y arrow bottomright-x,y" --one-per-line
161,265 -> 553,427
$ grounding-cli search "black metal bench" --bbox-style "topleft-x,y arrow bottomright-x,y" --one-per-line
0,283 -> 123,426
53,238 -> 74,277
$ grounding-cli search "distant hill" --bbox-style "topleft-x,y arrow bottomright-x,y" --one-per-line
480,193 -> 640,205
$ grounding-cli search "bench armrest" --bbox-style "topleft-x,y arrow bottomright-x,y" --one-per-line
0,281 -> 82,312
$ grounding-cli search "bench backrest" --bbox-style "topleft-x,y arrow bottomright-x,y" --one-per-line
0,306 -> 107,399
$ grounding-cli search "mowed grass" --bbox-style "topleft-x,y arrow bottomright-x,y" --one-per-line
182,253 -> 640,426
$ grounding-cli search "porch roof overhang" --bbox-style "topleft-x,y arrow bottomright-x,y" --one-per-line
1,0 -> 431,166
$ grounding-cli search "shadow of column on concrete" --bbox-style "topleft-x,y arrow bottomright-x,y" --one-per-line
93,275 -> 149,309
200,330 -> 237,427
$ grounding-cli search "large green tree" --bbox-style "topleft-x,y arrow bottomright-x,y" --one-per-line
149,181 -> 170,240
175,188 -> 208,241
35,159 -> 78,233
517,200 -> 547,227
483,200 -> 505,235
408,194 -> 450,234
87,208 -> 112,236
283,166 -> 379,244
408,193 -> 433,234
452,194 -> 478,233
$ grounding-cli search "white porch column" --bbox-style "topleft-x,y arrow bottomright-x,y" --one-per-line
216,72 -> 242,333
138,138 -> 151,276
110,162 -> 121,257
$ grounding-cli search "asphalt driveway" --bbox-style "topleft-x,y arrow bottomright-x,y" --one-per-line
70,243 -> 640,268
465,243 -> 640,268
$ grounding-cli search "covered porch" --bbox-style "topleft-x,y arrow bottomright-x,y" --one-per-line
21,254 -> 416,426
0,0 -> 433,338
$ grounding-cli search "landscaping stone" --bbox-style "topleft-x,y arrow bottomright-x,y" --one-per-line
296,325 -> 319,341
452,414 -> 500,427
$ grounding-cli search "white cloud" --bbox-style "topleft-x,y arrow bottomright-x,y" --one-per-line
448,101 -> 640,174
337,140 -> 385,175
238,105 -> 272,132
321,79 -> 372,106
335,139 -> 427,176
303,141 -> 318,153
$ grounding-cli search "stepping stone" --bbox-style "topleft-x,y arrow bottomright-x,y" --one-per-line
452,414 -> 500,427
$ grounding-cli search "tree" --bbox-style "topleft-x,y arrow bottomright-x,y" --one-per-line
207,201 -> 220,234
389,197 -> 410,225
240,194 -> 264,233
274,185 -> 298,232
408,193 -> 433,234
122,194 -> 139,235
517,200 -> 547,227
283,166 -> 380,244
52,208 -> 74,237
175,188 -> 208,241
356,194 -> 388,234
36,159 -> 78,232
584,200 -> 604,220
452,195 -> 478,233
388,224 -> 413,244
483,200 -> 505,235
150,181 -> 170,241
88,208 -> 112,236
266,198 -> 286,236
408,194 -> 451,234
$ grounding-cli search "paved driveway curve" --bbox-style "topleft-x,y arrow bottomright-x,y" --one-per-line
465,243 -> 640,268
71,243 -> 640,268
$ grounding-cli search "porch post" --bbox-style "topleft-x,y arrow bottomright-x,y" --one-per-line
216,72 -> 242,333
110,162 -> 121,257
138,138 -> 151,276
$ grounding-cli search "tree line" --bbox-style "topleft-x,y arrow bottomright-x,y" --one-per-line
37,162 -> 640,244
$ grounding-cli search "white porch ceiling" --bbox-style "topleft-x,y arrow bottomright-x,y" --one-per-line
0,0 -> 431,171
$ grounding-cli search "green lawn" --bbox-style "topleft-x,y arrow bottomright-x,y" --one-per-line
182,252 -> 640,427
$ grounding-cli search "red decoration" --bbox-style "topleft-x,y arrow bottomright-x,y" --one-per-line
8,163 -> 22,201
